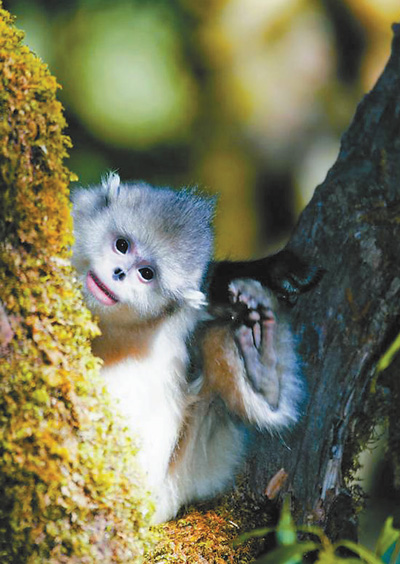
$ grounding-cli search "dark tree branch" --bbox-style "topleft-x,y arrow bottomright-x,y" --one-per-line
245,23 -> 400,534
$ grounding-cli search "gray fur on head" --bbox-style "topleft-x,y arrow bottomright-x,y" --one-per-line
71,173 -> 215,317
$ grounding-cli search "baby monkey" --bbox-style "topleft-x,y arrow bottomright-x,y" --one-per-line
72,173 -> 302,523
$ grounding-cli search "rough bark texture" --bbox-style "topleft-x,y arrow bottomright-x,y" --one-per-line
247,24 -> 400,537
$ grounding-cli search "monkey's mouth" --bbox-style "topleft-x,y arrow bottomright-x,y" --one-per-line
86,270 -> 119,306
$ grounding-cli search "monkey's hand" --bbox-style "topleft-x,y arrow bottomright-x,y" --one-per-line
202,278 -> 301,430
229,279 -> 282,410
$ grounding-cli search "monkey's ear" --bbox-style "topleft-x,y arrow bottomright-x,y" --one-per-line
182,288 -> 208,310
71,172 -> 121,214
102,171 -> 121,203
71,184 -> 108,216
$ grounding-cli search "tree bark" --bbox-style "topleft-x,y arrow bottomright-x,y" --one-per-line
146,25 -> 400,563
247,23 -> 400,536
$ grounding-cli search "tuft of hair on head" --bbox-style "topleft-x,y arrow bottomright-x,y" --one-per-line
102,171 -> 121,201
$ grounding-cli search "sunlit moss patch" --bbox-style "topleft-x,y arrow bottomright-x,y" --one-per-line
0,8 -> 154,562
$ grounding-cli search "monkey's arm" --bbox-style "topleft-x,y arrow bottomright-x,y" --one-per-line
207,249 -> 324,306
201,279 -> 303,432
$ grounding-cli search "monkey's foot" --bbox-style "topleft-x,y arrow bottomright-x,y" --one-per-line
229,279 -> 281,409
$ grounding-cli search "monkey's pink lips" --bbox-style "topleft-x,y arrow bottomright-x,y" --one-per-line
86,271 -> 119,306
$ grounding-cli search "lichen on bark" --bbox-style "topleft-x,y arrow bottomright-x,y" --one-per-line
0,8 -> 154,562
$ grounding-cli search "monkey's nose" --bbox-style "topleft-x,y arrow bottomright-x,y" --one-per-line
113,267 -> 126,281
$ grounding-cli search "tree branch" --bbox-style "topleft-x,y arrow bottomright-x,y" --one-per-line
247,23 -> 400,534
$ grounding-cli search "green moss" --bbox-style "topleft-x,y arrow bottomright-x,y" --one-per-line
146,483 -> 272,563
0,8 -> 154,562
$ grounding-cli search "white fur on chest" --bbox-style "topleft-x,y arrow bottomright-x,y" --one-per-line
100,314 -> 192,491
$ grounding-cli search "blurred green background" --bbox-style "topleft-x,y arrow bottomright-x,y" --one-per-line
3,0 -> 400,546
4,0 -> 398,260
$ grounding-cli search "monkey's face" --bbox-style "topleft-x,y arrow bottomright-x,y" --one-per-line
71,174 -> 215,324
73,223 -> 180,323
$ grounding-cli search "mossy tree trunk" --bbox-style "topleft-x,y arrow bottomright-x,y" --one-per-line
0,9 -> 154,563
246,23 -> 400,539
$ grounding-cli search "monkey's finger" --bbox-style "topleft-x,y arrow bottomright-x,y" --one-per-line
252,322 -> 261,349
235,325 -> 279,409
260,312 -> 277,370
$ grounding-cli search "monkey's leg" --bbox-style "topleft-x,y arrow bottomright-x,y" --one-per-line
230,279 -> 281,410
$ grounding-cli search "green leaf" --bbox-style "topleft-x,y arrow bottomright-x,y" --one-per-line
377,332 -> 400,372
375,518 -> 400,559
254,541 -> 319,564
297,525 -> 328,543
335,560 -> 367,563
335,539 -> 385,564
233,527 -> 275,546
276,497 -> 297,546
382,540 -> 400,564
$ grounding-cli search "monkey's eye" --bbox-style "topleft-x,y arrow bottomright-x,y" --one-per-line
115,237 -> 130,254
138,266 -> 155,282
